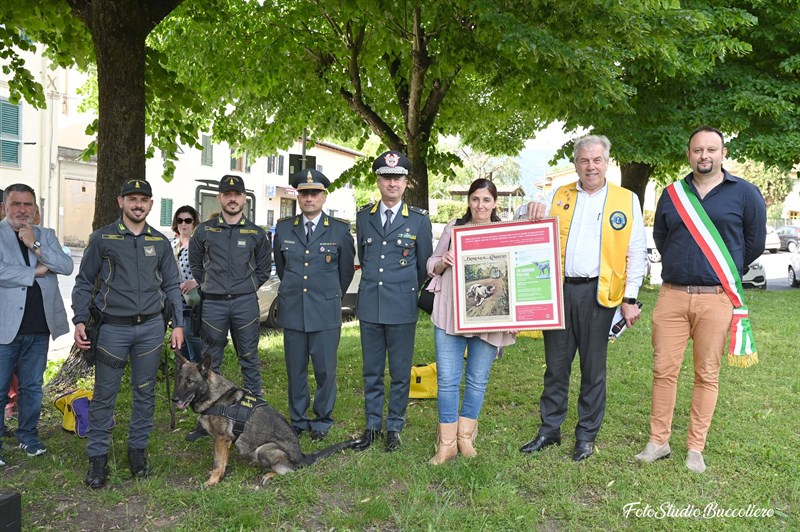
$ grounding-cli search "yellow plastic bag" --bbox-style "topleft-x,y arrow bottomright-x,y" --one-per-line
409,363 -> 437,399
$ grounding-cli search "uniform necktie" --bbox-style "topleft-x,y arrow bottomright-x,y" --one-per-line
306,221 -> 314,243
383,209 -> 393,234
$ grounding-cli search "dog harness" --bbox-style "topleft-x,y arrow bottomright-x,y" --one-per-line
201,394 -> 267,438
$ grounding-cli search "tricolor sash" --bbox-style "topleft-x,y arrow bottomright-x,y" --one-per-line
666,179 -> 758,367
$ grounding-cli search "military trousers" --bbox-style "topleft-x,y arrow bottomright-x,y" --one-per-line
283,327 -> 341,432
359,320 -> 417,433
86,318 -> 164,457
201,294 -> 263,398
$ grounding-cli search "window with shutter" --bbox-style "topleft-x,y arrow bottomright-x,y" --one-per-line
200,135 -> 213,166
160,198 -> 173,226
0,100 -> 21,167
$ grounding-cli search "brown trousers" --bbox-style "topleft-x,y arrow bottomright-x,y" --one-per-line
649,284 -> 732,451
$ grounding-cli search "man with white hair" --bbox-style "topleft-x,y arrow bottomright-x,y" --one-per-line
520,135 -> 647,461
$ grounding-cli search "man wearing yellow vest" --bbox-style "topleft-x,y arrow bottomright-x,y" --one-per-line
520,134 -> 647,461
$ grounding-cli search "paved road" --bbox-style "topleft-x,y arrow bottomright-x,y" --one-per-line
648,250 -> 795,291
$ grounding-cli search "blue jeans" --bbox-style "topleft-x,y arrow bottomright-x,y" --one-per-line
434,327 -> 498,423
181,309 -> 203,363
0,333 -> 50,447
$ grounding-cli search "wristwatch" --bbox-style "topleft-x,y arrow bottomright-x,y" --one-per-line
622,297 -> 637,305
31,241 -> 42,250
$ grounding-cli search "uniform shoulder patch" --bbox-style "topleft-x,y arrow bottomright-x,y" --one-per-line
101,234 -> 124,240
357,203 -> 375,213
277,215 -> 295,223
330,216 -> 350,225
409,205 -> 429,216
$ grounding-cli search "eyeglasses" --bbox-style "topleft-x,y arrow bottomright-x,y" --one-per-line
176,217 -> 194,224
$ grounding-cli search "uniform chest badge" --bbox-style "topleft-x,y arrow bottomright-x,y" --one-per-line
144,245 -> 156,257
326,255 -> 331,263
403,249 -> 409,257
367,237 -> 373,244
609,211 -> 627,230
399,259 -> 408,266
237,240 -> 246,247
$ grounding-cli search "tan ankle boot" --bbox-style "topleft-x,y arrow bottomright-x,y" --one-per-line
428,422 -> 458,465
457,416 -> 478,458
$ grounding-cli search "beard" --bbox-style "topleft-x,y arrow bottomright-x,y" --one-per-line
222,202 -> 244,216
123,208 -> 148,223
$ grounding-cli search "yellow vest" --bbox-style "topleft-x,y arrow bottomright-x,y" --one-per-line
550,182 -> 634,307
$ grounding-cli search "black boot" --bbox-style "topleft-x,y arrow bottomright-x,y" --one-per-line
186,421 -> 209,442
85,455 -> 108,489
128,447 -> 148,479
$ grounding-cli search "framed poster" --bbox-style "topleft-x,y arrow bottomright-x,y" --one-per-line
451,219 -> 564,333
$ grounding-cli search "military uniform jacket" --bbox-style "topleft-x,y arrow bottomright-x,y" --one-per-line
355,202 -> 433,325
189,215 -> 272,296
274,214 -> 356,332
72,220 -> 183,326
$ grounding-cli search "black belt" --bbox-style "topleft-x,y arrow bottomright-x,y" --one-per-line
101,312 -> 160,325
564,276 -> 598,284
203,292 -> 249,301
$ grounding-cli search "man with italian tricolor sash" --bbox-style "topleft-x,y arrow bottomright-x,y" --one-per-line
521,135 -> 648,462
635,127 -> 766,474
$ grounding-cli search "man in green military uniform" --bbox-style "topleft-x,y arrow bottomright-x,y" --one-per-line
273,169 -> 355,440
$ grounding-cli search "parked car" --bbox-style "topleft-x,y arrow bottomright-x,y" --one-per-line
788,248 -> 800,287
258,237 -> 362,328
742,260 -> 766,289
776,225 -> 800,253
764,226 -> 780,254
645,227 -> 661,263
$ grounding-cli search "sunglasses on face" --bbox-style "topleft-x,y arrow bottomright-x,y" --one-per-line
177,217 -> 194,224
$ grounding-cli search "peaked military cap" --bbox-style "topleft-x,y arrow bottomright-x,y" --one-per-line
372,150 -> 412,176
290,168 -> 330,191
120,179 -> 153,197
219,174 -> 246,193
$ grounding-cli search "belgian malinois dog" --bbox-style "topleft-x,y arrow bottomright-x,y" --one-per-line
172,354 -> 356,487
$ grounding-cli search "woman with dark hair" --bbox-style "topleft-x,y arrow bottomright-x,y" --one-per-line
425,178 -> 515,464
170,205 -> 203,362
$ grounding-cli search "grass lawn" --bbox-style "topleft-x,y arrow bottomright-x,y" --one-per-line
1,284 -> 797,530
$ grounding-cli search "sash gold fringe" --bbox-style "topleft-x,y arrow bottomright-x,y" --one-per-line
728,352 -> 759,368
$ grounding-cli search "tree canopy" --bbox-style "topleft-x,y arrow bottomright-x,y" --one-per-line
554,0 -> 800,206
152,0 -> 724,208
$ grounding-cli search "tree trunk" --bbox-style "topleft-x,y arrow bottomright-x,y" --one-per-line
405,140 -> 430,211
620,161 -> 654,213
51,0 -> 183,390
44,345 -> 93,396
91,0 -> 148,230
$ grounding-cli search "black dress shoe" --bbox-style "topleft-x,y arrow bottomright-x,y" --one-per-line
291,426 -> 305,437
310,429 -> 327,441
519,434 -> 561,453
573,440 -> 594,462
352,428 -> 382,451
385,431 -> 401,452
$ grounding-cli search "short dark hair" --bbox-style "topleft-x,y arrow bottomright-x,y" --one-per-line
688,127 -> 725,147
171,205 -> 200,233
2,183 -> 36,204
460,178 -> 502,224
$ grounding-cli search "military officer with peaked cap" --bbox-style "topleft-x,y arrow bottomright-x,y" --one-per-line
352,150 -> 433,452
73,178 -> 184,488
187,174 -> 272,440
273,169 -> 355,440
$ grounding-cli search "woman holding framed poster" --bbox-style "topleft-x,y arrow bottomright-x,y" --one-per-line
425,179 -> 516,465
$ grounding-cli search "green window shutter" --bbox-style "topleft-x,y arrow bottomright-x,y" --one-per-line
160,198 -> 173,226
0,100 -> 21,167
278,155 -> 284,175
201,135 -> 213,166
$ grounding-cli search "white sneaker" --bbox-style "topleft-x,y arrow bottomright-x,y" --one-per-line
634,442 -> 671,463
686,450 -> 706,473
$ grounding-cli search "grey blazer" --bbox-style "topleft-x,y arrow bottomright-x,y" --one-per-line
0,219 -> 73,344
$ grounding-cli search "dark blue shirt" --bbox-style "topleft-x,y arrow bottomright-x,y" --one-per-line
655,170 -> 766,286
